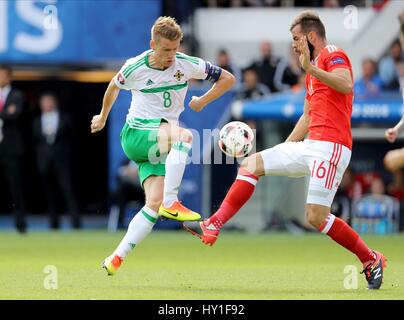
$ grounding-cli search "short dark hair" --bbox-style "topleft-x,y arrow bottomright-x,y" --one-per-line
290,10 -> 326,39
0,64 -> 12,75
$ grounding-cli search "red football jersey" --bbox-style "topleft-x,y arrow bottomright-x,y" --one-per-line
305,44 -> 354,150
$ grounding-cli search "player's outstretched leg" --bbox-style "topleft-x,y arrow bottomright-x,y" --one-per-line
102,254 -> 123,276
102,206 -> 158,275
184,154 -> 262,245
183,220 -> 220,246
158,125 -> 201,221
308,206 -> 387,289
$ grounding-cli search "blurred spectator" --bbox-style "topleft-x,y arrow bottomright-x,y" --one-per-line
387,168 -> 404,232
248,40 -> 282,93
354,171 -> 381,198
243,0 -> 280,6
338,169 -> 381,202
340,167 -> 355,196
109,160 -> 144,229
237,68 -> 270,100
178,43 -> 189,55
202,0 -> 368,7
387,168 -> 404,201
398,60 -> 404,88
331,167 -> 354,223
288,45 -> 302,74
32,92 -> 81,229
162,0 -> 198,24
354,58 -> 383,99
323,0 -> 340,7
369,177 -> 386,197
297,0 -> 367,6
294,0 -> 322,6
0,64 -> 27,233
371,0 -> 390,11
274,45 -> 302,92
379,39 -> 402,90
216,49 -> 241,84
204,0 -> 242,7
291,74 -> 306,94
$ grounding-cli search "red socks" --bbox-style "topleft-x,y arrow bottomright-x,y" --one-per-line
208,168 -> 259,228
319,213 -> 375,266
209,168 -> 375,267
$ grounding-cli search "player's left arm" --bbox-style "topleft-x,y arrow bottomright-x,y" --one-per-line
189,65 -> 236,112
307,67 -> 353,94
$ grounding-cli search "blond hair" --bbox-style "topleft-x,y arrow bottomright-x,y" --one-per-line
152,16 -> 183,42
290,10 -> 326,39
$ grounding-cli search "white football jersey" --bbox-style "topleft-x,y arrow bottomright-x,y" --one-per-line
114,50 -> 209,125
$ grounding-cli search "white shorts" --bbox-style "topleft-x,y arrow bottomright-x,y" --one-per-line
260,139 -> 351,207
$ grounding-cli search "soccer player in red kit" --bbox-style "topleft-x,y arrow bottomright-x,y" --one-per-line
184,10 -> 387,290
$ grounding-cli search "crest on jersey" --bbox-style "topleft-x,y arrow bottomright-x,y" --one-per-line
117,73 -> 125,85
173,70 -> 184,81
330,57 -> 345,66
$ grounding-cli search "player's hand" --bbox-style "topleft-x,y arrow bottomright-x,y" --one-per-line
91,115 -> 106,133
298,36 -> 312,73
189,96 -> 206,112
385,128 -> 399,143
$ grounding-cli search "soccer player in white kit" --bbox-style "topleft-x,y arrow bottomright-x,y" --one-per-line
91,16 -> 235,275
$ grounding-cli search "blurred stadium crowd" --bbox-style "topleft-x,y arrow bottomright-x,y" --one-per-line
203,37 -> 402,101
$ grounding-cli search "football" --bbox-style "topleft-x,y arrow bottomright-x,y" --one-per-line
218,121 -> 254,158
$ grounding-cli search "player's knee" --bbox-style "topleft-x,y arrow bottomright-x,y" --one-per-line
179,128 -> 193,143
240,154 -> 264,176
240,157 -> 253,174
384,152 -> 396,172
240,157 -> 248,168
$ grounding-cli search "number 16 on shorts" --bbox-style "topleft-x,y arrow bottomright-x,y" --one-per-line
307,141 -> 351,207
312,160 -> 339,190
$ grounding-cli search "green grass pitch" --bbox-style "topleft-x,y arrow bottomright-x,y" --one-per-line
0,230 -> 403,299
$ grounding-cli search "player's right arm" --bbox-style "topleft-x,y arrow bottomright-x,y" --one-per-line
91,79 -> 120,133
385,116 -> 404,143
91,57 -> 138,133
189,68 -> 236,112
286,98 -> 310,142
